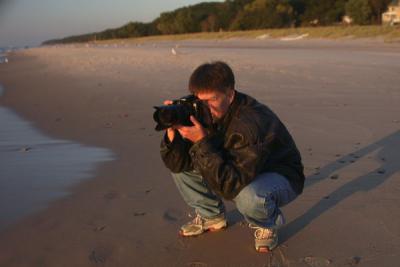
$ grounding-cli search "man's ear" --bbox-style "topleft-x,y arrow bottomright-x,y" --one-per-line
228,89 -> 235,103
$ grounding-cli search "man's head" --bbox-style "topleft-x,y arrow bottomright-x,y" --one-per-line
189,61 -> 235,120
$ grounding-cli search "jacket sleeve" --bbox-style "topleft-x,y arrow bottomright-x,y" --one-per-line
188,124 -> 272,200
160,130 -> 193,173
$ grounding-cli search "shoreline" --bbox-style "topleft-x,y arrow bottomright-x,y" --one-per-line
0,81 -> 114,231
0,39 -> 399,266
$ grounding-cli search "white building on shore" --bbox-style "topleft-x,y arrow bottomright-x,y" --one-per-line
382,0 -> 400,25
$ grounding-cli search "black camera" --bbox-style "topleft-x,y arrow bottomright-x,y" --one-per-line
153,95 -> 213,131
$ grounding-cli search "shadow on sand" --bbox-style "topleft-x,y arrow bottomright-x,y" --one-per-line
280,129 -> 400,243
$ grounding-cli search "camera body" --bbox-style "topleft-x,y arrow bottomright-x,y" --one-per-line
153,95 -> 213,131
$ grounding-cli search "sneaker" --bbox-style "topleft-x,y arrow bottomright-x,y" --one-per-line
179,213 -> 227,237
252,226 -> 278,253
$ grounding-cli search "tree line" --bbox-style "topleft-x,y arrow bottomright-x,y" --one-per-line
43,0 -> 394,44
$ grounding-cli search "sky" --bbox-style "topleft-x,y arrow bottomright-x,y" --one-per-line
0,0 -> 223,47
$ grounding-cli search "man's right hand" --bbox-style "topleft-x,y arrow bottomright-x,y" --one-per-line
164,100 -> 175,142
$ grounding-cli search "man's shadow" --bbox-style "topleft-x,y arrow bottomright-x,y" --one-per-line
279,129 -> 400,243
226,130 -> 400,239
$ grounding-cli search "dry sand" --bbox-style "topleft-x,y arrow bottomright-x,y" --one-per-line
0,39 -> 399,266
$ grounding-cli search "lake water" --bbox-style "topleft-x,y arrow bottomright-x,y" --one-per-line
0,84 -> 114,231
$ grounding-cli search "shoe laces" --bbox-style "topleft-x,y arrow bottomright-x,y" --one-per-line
249,224 -> 274,240
191,214 -> 204,225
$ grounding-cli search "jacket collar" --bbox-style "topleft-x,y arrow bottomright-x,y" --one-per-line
215,90 -> 243,133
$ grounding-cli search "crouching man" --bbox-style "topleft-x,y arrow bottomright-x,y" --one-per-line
160,61 -> 305,253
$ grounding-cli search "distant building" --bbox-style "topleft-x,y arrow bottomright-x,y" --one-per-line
382,0 -> 400,25
342,15 -> 353,25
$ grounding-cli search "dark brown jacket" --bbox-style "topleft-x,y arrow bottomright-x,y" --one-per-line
160,91 -> 305,200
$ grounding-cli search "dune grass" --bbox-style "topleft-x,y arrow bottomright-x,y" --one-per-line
92,25 -> 400,45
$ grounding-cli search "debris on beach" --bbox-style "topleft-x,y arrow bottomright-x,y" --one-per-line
133,212 -> 146,217
19,146 -> 32,152
281,33 -> 309,41
256,34 -> 269,40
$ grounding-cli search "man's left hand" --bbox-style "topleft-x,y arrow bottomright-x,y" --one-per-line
177,116 -> 207,143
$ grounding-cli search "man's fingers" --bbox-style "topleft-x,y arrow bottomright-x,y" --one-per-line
163,100 -> 173,105
190,116 -> 201,127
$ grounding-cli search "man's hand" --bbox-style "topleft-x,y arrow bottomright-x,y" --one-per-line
176,116 -> 207,143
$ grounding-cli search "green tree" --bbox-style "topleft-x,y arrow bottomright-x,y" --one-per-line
369,0 -> 392,23
300,0 -> 349,25
230,0 -> 295,30
346,0 -> 373,24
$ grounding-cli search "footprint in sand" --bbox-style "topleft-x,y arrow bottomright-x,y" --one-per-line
187,262 -> 208,267
89,250 -> 106,264
93,225 -> 106,232
104,191 -> 120,200
301,256 -> 332,267
163,209 -> 183,222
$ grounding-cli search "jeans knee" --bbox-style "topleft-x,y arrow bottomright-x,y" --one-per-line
235,186 -> 259,215
235,186 -> 277,219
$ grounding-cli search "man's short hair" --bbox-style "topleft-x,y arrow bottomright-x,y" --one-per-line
189,61 -> 235,95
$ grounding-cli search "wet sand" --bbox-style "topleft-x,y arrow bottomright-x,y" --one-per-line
0,39 -> 399,266
0,95 -> 113,230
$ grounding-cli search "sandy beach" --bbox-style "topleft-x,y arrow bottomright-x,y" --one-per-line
0,38 -> 399,266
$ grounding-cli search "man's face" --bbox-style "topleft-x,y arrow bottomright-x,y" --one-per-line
196,89 -> 235,121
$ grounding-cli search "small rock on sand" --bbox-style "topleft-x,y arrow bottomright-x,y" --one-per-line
330,174 -> 339,180
377,168 -> 386,174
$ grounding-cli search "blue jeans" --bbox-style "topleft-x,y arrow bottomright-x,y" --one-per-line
171,171 -> 298,228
